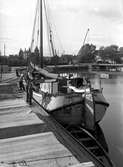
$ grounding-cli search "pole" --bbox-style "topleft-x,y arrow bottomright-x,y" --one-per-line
77,28 -> 90,56
83,28 -> 89,46
0,65 -> 2,82
4,44 -> 5,56
40,0 -> 43,68
91,91 -> 96,130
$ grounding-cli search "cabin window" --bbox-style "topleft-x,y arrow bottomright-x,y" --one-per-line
58,78 -> 67,94
70,78 -> 84,88
52,82 -> 58,94
40,80 -> 58,95
40,82 -> 52,93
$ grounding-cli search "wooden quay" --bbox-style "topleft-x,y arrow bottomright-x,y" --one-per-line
0,97 -> 95,167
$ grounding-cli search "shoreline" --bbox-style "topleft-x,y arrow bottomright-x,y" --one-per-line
89,70 -> 123,75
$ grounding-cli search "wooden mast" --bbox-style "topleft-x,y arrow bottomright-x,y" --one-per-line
40,0 -> 43,68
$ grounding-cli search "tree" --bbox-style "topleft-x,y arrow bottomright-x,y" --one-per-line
77,44 -> 96,63
34,47 -> 40,65
60,54 -> 73,64
50,55 -> 59,65
119,47 -> 123,53
18,49 -> 26,65
29,47 -> 40,65
19,49 -> 24,60
99,45 -> 119,63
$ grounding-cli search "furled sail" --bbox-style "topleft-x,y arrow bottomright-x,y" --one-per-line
30,62 -> 58,79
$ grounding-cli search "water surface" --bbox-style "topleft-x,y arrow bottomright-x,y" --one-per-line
100,75 -> 123,167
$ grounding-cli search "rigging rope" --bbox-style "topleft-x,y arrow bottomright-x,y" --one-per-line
30,0 -> 39,52
43,0 -> 54,57
44,0 -> 64,57
36,9 -> 40,49
30,0 -> 64,57
50,17 -> 64,56
45,0 -> 64,56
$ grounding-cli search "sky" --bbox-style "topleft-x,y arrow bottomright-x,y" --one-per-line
0,0 -> 123,56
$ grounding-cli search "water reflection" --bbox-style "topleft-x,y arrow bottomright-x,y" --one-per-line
89,124 -> 109,153
63,72 -> 122,166
100,74 -> 123,167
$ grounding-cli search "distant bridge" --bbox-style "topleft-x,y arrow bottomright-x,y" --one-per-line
48,63 -> 123,73
92,63 -> 123,71
48,64 -> 90,73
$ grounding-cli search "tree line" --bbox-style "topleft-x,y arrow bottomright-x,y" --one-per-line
0,44 -> 123,66
77,44 -> 123,64
0,47 -> 74,66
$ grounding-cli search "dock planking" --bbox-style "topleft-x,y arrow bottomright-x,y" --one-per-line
0,97 -> 94,167
0,99 -> 28,110
0,133 -> 74,162
0,105 -> 44,129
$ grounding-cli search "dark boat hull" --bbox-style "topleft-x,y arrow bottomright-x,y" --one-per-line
85,91 -> 109,123
33,91 -> 85,125
33,89 -> 108,130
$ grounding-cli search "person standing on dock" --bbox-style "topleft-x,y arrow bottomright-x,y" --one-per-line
26,71 -> 33,105
16,69 -> 20,77
19,73 -> 25,91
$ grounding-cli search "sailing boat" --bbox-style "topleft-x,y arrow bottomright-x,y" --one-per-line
26,0 -> 109,130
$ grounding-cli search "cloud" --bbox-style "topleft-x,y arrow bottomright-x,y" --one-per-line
1,0 -> 123,55
90,6 -> 123,22
47,0 -> 87,14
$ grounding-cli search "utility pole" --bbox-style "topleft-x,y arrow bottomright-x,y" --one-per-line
0,44 -> 5,81
4,44 -> 5,56
0,51 -> 2,82
0,49 -> 2,81
0,65 -> 2,81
